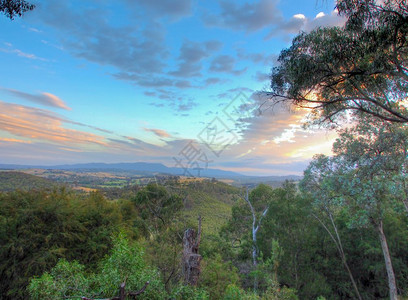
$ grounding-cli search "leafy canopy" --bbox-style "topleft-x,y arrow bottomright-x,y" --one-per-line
0,0 -> 35,19
269,0 -> 408,125
28,233 -> 166,300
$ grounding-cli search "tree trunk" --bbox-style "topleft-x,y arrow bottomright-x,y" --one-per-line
252,225 -> 258,291
377,220 -> 398,300
243,187 -> 269,292
182,216 -> 202,286
329,213 -> 362,300
313,213 -> 362,300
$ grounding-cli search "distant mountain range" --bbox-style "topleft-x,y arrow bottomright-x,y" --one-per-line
0,162 -> 243,178
0,162 -> 302,182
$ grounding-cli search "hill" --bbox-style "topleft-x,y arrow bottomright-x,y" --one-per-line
169,179 -> 241,234
0,171 -> 58,192
0,162 -> 243,178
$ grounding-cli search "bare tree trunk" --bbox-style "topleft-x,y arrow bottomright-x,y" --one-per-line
252,224 -> 258,291
243,187 -> 268,292
377,220 -> 398,300
182,216 -> 202,286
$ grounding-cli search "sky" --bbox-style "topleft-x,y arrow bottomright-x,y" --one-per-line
0,0 -> 344,176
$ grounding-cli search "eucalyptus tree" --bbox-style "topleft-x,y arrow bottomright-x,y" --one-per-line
133,183 -> 183,238
303,119 -> 408,300
223,184 -> 272,291
269,0 -> 408,125
0,0 -> 34,19
243,184 -> 272,291
300,155 -> 362,300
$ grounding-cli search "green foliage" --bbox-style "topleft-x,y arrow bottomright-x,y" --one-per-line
249,184 -> 274,214
270,0 -> 408,124
199,254 -> 240,299
179,180 -> 240,234
28,233 -> 166,299
261,281 -> 298,300
223,284 -> 247,300
262,239 -> 284,281
142,221 -> 185,292
29,259 -> 89,299
0,171 -> 58,192
0,0 -> 35,19
0,189 -> 129,299
223,284 -> 259,300
222,282 -> 298,300
3,173 -> 408,299
300,118 -> 408,299
169,284 -> 209,300
134,183 -> 183,237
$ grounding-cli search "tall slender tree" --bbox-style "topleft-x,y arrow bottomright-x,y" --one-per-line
242,184 -> 272,291
303,118 -> 408,300
300,156 -> 362,300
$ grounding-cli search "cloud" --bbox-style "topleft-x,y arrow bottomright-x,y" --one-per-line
170,40 -> 223,77
144,128 -> 172,138
266,10 -> 345,38
216,159 -> 310,176
28,27 -> 42,33
215,87 -> 254,102
0,101 -> 108,146
0,137 -> 32,144
2,88 -> 71,110
30,1 -> 221,95
0,102 -> 184,164
145,88 -> 198,112
0,42 -> 48,61
201,0 -> 343,39
34,1 -> 168,77
209,55 -> 247,75
202,97 -> 338,175
203,0 -> 283,32
172,97 -> 198,112
236,50 -> 278,65
124,0 -> 192,20
254,71 -> 270,83
0,101 -> 336,175
304,10 -> 345,31
205,77 -> 223,86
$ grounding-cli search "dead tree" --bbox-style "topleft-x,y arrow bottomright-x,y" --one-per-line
182,216 -> 202,286
243,186 -> 269,291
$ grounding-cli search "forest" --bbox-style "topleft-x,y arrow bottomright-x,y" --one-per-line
1,167 -> 408,299
1,0 -> 407,299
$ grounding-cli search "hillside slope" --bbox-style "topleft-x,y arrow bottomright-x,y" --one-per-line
173,180 -> 242,234
0,171 -> 57,192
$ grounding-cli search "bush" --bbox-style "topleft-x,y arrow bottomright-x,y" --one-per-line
28,233 -> 166,299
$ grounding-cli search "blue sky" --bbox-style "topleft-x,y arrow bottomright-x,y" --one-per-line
0,0 -> 343,176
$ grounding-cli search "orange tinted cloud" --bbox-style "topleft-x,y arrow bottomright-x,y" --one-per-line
217,102 -> 337,173
143,128 -> 172,138
2,88 -> 71,110
0,137 -> 32,144
0,101 -> 106,147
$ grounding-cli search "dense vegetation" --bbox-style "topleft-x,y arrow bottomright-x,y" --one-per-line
270,0 -> 407,125
1,171 -> 408,299
0,171 -> 59,192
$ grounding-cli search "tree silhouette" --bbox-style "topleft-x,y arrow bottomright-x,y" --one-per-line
1,0 -> 35,20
